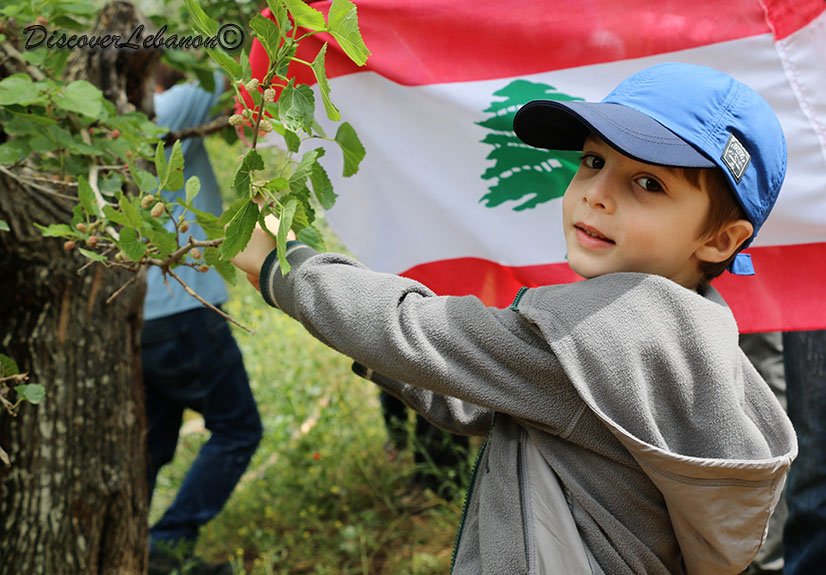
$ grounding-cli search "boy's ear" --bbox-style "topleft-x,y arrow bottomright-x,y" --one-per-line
695,219 -> 754,264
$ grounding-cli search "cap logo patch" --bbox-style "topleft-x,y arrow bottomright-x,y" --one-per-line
722,133 -> 751,182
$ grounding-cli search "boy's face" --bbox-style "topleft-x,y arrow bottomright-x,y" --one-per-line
562,135 -> 711,289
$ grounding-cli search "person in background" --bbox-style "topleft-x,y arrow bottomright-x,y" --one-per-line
741,332 -> 787,575
782,329 -> 826,575
142,64 -> 262,575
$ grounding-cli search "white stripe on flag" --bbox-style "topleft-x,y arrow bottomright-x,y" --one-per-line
315,28 -> 826,274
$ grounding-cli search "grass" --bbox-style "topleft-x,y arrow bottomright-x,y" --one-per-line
148,136 -> 475,574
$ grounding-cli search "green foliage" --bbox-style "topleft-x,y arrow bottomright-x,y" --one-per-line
0,354 -> 46,418
328,0 -> 371,66
2,0 -> 370,291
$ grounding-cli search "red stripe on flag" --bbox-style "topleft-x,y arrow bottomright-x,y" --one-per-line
252,0 -> 825,88
401,243 -> 826,333
760,0 -> 826,40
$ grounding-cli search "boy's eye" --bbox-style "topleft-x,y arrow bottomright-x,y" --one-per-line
580,154 -> 604,169
635,176 -> 664,192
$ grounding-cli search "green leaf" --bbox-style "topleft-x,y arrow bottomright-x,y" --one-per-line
77,177 -> 100,218
129,164 -> 158,195
250,14 -> 281,62
284,130 -> 301,153
118,227 -> 146,261
278,81 -> 316,134
78,247 -> 107,262
335,122 -> 365,177
263,177 -> 290,195
154,142 -> 168,188
283,0 -> 327,31
144,227 -> 177,258
221,200 -> 259,260
218,197 -> 248,227
327,0 -> 371,66
185,176 -> 201,205
310,44 -> 341,121
0,141 -> 29,165
183,204 -> 224,240
0,354 -> 19,377
290,148 -> 324,193
233,150 -> 265,198
309,162 -> 336,210
34,223 -> 74,238
15,384 -> 45,405
276,199 -> 299,275
0,219 -> 9,232
266,0 -> 292,34
206,48 -> 241,81
102,205 -> 130,226
99,173 -> 124,197
57,80 -> 104,119
273,38 -> 297,79
118,192 -> 143,228
183,0 -> 219,36
164,141 -> 185,191
205,248 -> 237,284
0,74 -> 46,106
297,224 -> 325,251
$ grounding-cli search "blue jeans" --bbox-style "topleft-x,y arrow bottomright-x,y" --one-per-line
783,329 -> 826,575
142,307 -> 262,550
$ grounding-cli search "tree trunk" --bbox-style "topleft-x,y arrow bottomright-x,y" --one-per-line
0,2 -> 160,572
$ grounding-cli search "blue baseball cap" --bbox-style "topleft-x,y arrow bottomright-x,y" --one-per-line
512,62 -> 787,275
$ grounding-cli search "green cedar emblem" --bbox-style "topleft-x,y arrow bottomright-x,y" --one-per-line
478,80 -> 583,211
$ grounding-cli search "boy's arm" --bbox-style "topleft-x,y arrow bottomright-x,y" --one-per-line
352,362 -> 494,437
234,226 -> 580,432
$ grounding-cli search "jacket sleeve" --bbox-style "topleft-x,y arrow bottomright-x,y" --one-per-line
352,362 -> 494,437
259,243 -> 584,435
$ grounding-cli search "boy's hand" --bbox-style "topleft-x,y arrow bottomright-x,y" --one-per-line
232,213 -> 289,291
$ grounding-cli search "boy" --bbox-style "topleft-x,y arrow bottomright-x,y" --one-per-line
234,63 -> 796,574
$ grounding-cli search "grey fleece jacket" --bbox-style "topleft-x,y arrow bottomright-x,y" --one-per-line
259,243 -> 797,575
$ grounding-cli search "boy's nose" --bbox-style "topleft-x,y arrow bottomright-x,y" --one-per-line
582,175 -> 615,213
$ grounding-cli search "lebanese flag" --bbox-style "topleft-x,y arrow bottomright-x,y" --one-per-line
248,0 -> 826,333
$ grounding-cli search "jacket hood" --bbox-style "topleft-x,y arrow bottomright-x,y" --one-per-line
516,273 -> 797,575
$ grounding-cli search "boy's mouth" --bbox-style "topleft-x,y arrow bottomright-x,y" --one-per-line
574,223 -> 615,247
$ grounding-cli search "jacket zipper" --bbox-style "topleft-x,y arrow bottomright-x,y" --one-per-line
518,428 -> 536,575
450,438 -> 488,573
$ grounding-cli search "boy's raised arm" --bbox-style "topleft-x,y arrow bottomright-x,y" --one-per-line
234,235 -> 583,435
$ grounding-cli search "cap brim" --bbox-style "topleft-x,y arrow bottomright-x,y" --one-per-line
513,100 -> 715,168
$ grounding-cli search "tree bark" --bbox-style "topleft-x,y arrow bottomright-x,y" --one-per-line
0,2 -> 160,573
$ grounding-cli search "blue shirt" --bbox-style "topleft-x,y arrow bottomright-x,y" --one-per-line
143,74 -> 229,321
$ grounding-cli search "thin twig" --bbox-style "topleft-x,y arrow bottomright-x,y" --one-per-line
0,40 -> 46,81
105,274 -> 138,304
11,173 -> 77,187
145,237 -> 224,269
166,268 -> 253,334
164,116 -> 231,144
0,165 -> 76,201
77,245 -> 116,274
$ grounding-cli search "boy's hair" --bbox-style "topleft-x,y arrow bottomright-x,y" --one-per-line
678,167 -> 749,284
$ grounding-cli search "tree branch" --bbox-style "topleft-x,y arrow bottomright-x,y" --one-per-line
0,40 -> 46,81
164,116 -> 231,144
166,268 -> 252,334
